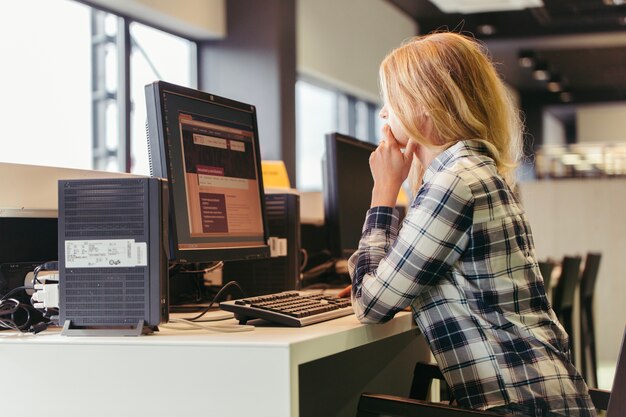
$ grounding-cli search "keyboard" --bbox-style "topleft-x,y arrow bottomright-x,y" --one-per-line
219,291 -> 353,327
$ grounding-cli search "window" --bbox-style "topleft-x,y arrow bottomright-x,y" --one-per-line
295,79 -> 380,191
130,22 -> 196,175
0,0 -> 92,169
296,80 -> 337,191
0,0 -> 196,174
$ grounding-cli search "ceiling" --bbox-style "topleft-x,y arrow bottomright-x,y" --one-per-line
386,0 -> 626,110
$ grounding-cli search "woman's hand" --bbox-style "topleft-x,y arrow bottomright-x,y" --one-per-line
369,124 -> 418,207
337,285 -> 351,298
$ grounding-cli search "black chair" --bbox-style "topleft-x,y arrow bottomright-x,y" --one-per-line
357,327 -> 626,417
409,362 -> 452,402
537,259 -> 555,298
357,362 -> 508,417
579,252 -> 602,387
587,326 -> 625,417
551,255 -> 582,365
356,393 -> 508,417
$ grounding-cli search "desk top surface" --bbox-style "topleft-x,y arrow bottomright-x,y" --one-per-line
0,311 -> 417,364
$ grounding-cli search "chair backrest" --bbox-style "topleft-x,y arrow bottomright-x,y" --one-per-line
580,252 -> 601,300
552,255 -> 581,312
607,327 -> 626,417
538,260 -> 555,292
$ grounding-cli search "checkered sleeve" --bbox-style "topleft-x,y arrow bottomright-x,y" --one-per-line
348,170 -> 474,323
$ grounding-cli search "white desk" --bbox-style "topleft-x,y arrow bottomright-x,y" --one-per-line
0,312 -> 426,417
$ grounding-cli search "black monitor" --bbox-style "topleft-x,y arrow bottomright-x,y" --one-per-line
145,81 -> 270,264
322,133 -> 377,259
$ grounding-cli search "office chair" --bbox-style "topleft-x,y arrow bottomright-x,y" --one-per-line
587,326 -> 625,417
579,252 -> 601,387
357,362 -> 510,417
355,393 -> 508,417
537,260 -> 555,298
551,255 -> 582,365
408,362 -> 451,402
356,327 -> 625,417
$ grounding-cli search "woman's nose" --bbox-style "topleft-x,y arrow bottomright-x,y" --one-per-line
379,106 -> 388,119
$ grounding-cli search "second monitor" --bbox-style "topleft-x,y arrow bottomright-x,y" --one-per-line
322,133 -> 377,260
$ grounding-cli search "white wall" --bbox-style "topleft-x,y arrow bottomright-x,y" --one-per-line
519,179 -> 626,376
0,162 -> 139,216
577,103 -> 626,143
297,0 -> 417,102
85,0 -> 226,39
543,111 -> 566,145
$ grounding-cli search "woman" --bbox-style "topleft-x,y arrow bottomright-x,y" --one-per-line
347,32 -> 596,417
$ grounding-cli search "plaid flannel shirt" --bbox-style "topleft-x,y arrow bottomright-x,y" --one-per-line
348,140 -> 597,417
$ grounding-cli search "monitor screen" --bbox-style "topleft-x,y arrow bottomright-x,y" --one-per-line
145,81 -> 270,264
322,133 -> 377,259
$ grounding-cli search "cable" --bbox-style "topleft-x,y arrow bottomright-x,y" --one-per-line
162,317 -> 254,333
1,286 -> 33,302
29,262 -> 59,332
168,261 -> 226,305
299,248 -> 309,273
163,280 -> 252,333
32,261 -> 59,286
300,259 -> 337,281
185,281 -> 247,322
0,261 -> 59,334
168,261 -> 224,274
176,261 -> 224,274
0,298 -> 33,331
1,288 -> 34,331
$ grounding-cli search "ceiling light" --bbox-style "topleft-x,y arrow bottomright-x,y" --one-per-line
604,0 -> 626,6
518,50 -> 535,67
547,76 -> 562,92
429,0 -> 544,14
532,62 -> 550,81
477,24 -> 496,35
547,82 -> 562,92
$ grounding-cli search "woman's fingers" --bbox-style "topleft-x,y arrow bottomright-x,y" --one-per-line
404,139 -> 418,163
382,124 -> 400,148
337,285 -> 351,298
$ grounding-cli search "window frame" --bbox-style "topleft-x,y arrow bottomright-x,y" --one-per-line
77,0 -> 199,173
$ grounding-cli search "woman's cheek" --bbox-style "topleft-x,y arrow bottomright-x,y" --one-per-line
393,129 -> 410,146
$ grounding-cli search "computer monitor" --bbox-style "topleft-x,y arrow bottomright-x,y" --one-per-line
145,81 -> 270,264
322,132 -> 377,259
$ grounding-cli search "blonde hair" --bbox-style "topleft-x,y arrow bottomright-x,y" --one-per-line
379,32 -> 523,190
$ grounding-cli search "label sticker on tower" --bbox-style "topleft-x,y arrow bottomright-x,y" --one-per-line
65,239 -> 148,268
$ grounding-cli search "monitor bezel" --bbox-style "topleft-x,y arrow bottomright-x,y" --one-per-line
145,80 -> 270,264
322,132 -> 377,259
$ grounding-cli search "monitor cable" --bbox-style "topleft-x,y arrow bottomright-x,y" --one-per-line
162,281 -> 254,333
0,287 -> 56,334
168,261 -> 225,306
0,261 -> 60,334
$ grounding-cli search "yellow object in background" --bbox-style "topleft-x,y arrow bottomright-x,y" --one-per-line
262,160 -> 291,189
396,186 -> 409,207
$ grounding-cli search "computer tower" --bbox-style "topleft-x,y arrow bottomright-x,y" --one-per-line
58,178 -> 169,335
222,192 -> 300,296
